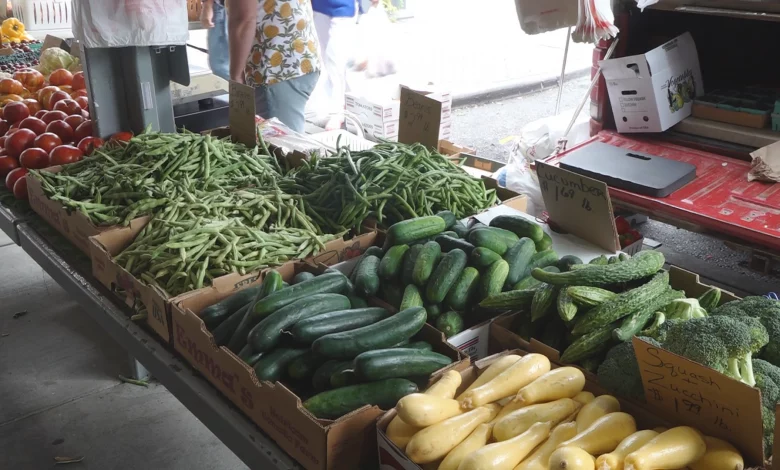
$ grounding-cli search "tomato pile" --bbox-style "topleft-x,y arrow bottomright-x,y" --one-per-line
615,216 -> 643,249
0,67 -> 103,200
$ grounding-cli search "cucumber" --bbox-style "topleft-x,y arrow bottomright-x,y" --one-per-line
289,307 -> 391,344
252,272 -> 348,318
426,248 -> 468,304
354,348 -> 452,381
425,303 -> 442,323
435,235 -> 475,255
560,323 -> 617,363
354,255 -> 381,297
608,256 -> 619,264
292,271 -> 315,285
200,285 -> 263,331
479,289 -> 536,309
412,241 -> 441,286
479,259 -> 509,300
400,284 -> 424,311
522,249 -> 559,277
503,238 -> 536,288
483,227 -> 520,247
312,307 -> 427,359
466,221 -> 487,233
566,286 -> 617,307
386,216 -> 447,246
619,252 -> 631,262
253,348 -> 308,382
468,228 -> 509,255
451,221 -> 469,239
535,232 -> 553,252
401,244 -> 424,286
489,214 -> 544,242
364,246 -> 384,258
238,344 -> 261,366
226,270 -> 285,352
435,210 -> 457,229
557,255 -> 583,272
378,244 -> 409,280
379,283 -> 404,308
435,311 -> 464,338
557,289 -> 578,322
348,295 -> 368,309
532,250 -> 664,287
698,287 -> 721,312
312,360 -> 350,391
330,364 -> 358,388
248,294 -> 351,352
589,255 -> 609,265
513,266 -> 559,290
212,302 -> 251,346
612,288 -> 684,342
287,351 -> 326,381
440,231 -> 459,239
405,341 -> 434,351
303,378 -> 419,419
531,284 -> 558,321
470,247 -> 502,268
446,267 -> 480,311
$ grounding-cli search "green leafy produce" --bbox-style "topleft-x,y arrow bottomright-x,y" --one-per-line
711,296 -> 780,367
597,337 -> 660,401
531,250 -> 664,286
663,298 -> 707,320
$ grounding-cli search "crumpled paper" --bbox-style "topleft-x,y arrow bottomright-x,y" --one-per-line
748,140 -> 780,183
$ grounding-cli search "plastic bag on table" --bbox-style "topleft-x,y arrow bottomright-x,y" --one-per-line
636,0 -> 660,11
352,5 -> 397,78
73,0 -> 188,48
571,0 -> 618,43
514,0 -> 578,35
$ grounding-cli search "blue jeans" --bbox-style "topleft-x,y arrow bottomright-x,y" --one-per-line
255,72 -> 321,132
207,2 -> 229,81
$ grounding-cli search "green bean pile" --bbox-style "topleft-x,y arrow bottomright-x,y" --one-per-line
279,141 -> 498,230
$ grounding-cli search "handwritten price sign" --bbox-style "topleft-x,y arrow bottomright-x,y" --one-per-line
229,80 -> 257,147
398,87 -> 442,149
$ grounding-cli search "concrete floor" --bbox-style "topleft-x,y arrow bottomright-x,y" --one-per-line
0,233 -> 247,470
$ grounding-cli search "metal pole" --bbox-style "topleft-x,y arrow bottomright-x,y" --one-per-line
555,27 -> 572,115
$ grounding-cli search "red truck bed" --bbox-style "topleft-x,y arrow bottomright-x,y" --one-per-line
544,131 -> 780,252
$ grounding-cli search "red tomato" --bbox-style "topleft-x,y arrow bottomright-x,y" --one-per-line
71,72 -> 86,91
3,101 -> 29,124
111,131 -> 133,142
70,89 -> 88,99
46,90 -> 69,111
49,145 -> 83,166
41,110 -> 67,124
5,167 -> 27,191
37,86 -> 59,108
19,147 -> 50,169
5,128 -> 36,159
12,173 -> 27,199
13,69 -> 45,92
75,96 -> 89,110
0,78 -> 24,95
19,117 -> 47,135
54,99 -> 82,116
0,155 -> 19,177
74,120 -> 92,141
65,115 -> 85,131
45,120 -> 74,144
0,119 -> 8,136
77,136 -> 104,155
22,98 -> 41,115
49,69 -> 74,87
34,110 -> 47,119
33,132 -> 62,154
614,216 -> 631,235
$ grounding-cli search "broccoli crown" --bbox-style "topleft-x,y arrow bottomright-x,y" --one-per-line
711,297 -> 780,367
597,336 -> 660,401
664,298 -> 707,320
754,358 -> 780,409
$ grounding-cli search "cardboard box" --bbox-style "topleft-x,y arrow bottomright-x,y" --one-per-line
345,92 -> 400,142
26,168 -> 148,256
600,32 -> 703,133
398,86 -> 453,150
89,222 -> 379,344
171,264 -> 470,470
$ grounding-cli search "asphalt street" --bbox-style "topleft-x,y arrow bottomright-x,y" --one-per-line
450,76 -> 780,294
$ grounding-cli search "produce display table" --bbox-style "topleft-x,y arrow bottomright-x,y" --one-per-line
0,205 -> 301,470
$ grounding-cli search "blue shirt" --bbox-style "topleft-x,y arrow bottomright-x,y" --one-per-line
311,0 -> 356,18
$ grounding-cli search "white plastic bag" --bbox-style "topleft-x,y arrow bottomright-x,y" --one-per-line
514,0 -> 578,35
636,0 -> 660,11
73,0 -> 188,48
352,6 -> 396,78
571,0 -> 618,43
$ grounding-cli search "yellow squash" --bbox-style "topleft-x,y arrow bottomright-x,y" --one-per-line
457,354 -> 521,400
459,353 -> 550,409
437,423 -> 492,470
595,429 -> 658,470
573,391 -> 595,405
396,394 -> 462,427
623,426 -> 706,470
514,421 -> 578,470
458,421 -> 551,470
405,404 -> 500,464
560,412 -> 637,455
493,398 -> 579,441
386,416 -> 421,451
575,395 -> 620,432
688,436 -> 744,470
549,446 -> 596,470
514,367 -> 585,405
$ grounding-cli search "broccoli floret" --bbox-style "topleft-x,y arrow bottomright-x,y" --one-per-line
661,316 -> 767,386
664,298 -> 707,320
712,296 -> 780,367
597,336 -> 660,401
754,358 -> 780,457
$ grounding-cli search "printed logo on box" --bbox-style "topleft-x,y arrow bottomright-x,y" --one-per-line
662,69 -> 696,112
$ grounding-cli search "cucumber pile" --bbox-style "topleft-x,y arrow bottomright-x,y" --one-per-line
196,268 -> 454,420
365,212 -> 552,338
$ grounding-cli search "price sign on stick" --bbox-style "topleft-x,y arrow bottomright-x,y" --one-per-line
229,81 -> 257,147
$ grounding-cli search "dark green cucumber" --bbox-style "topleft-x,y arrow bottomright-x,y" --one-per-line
435,210 -> 457,229
435,311 -> 464,338
513,266 -> 559,290
379,283 -> 404,308
698,287 -> 722,312
560,323 -> 618,363
557,255 -> 583,272
386,216 -> 446,246
533,250 -> 664,287
425,303 -> 442,323
466,221 -> 487,235
252,272 -> 348,317
608,256 -> 619,264
571,270 -> 670,336
248,294 -> 351,352
253,348 -> 308,382
484,227 -> 520,247
531,284 -> 558,321
401,244 -> 424,286
446,267 -> 480,311
226,270 -> 285,352
312,360 -> 350,391
354,348 -> 452,381
479,259 -> 509,300
489,214 -> 544,242
412,241 -> 442,286
378,244 -> 409,280
238,344 -> 262,366
522,249 -> 559,277
303,378 -> 418,419
468,228 -> 509,255
312,307 -> 427,359
435,235 -> 475,255
426,248 -> 468,304
364,246 -> 384,258
612,288 -> 684,342
348,295 -> 368,309
405,341 -> 434,351
470,247 -> 502,268
289,307 -> 391,344
287,351 -> 327,381
293,271 -> 316,285
619,253 -> 631,262
535,232 -> 553,252
479,289 -> 536,309
440,231 -> 459,239
330,364 -> 358,388
503,238 -> 536,288
567,286 -> 617,307
200,285 -> 263,331
451,221 -> 469,238
557,289 -> 578,322
354,255 -> 381,297
212,302 -> 251,346
400,284 -> 424,311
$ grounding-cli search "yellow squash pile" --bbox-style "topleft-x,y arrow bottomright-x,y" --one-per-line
386,353 -> 746,470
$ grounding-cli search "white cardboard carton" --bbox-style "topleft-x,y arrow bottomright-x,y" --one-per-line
600,32 -> 703,133
345,92 -> 400,141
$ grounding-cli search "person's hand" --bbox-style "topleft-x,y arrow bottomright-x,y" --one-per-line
200,2 -> 215,28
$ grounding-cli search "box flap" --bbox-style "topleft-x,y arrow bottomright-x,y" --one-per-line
600,54 -> 652,80
228,80 -> 257,147
398,86 -> 444,150
644,32 -> 697,77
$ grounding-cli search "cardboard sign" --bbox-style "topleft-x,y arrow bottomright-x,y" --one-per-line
632,337 -> 765,464
40,35 -> 67,53
398,87 -> 443,149
228,80 -> 257,147
536,161 -> 620,252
